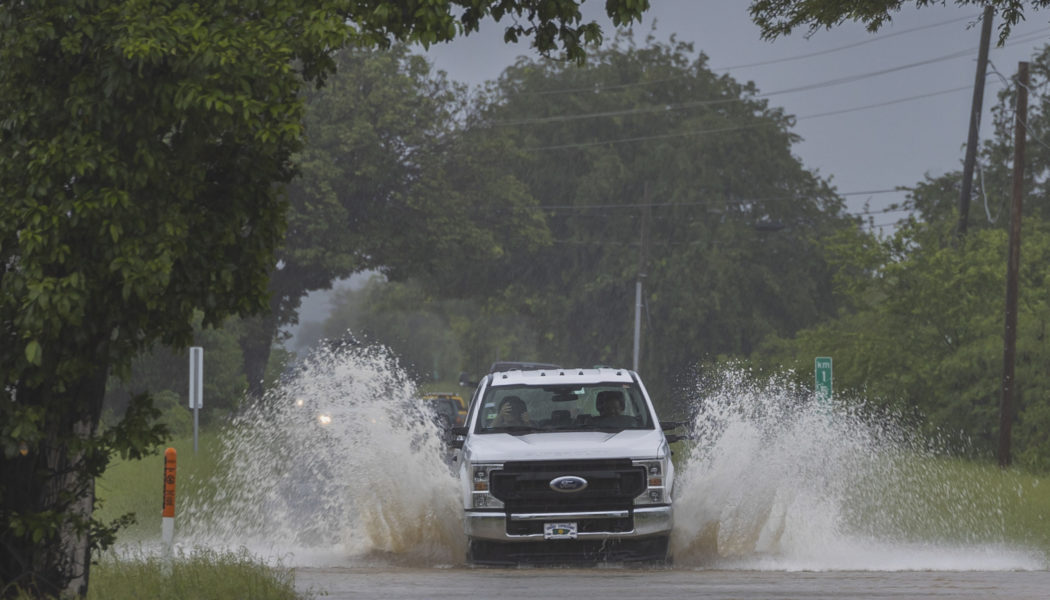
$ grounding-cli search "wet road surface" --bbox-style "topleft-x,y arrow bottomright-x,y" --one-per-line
295,567 -> 1050,599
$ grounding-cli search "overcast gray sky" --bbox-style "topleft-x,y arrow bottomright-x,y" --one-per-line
421,0 -> 1050,231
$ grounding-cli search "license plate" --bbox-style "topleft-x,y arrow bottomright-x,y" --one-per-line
543,522 -> 578,540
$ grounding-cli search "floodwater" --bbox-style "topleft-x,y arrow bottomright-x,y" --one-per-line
294,567 -> 1050,600
174,347 -> 1047,597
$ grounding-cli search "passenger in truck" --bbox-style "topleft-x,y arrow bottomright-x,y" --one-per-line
492,396 -> 530,427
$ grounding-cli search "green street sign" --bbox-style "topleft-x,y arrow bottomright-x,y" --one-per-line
815,356 -> 832,404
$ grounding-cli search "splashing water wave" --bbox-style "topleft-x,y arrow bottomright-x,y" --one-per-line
181,345 -> 463,567
671,369 -> 1046,570
182,353 -> 1045,570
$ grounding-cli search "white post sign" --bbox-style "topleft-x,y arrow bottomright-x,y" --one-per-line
189,347 -> 203,452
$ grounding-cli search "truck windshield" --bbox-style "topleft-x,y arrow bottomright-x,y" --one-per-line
474,382 -> 653,433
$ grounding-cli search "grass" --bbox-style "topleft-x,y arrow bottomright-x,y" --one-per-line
844,454 -> 1050,554
95,433 -> 224,540
88,436 -> 311,600
86,548 -> 307,600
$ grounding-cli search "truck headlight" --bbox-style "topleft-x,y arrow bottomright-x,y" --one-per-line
469,463 -> 504,509
633,458 -> 670,505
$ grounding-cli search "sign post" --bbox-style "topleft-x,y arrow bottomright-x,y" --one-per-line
162,447 -> 176,554
189,347 -> 203,453
815,356 -> 833,407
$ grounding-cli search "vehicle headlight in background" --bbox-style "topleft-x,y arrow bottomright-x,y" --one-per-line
633,458 -> 669,505
470,463 -> 504,509
295,397 -> 305,407
317,414 -> 332,426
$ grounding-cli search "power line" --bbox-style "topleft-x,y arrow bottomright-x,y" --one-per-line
519,13 -> 986,97
863,217 -> 912,230
490,27 -> 1050,129
525,121 -> 762,151
712,13 -> 983,72
532,188 -> 905,212
522,82 -> 993,151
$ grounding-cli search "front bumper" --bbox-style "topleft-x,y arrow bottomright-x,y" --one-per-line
464,505 -> 672,542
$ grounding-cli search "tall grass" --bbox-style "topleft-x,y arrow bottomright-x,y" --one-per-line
87,548 -> 308,600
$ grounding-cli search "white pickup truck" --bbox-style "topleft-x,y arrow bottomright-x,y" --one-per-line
452,366 -> 679,564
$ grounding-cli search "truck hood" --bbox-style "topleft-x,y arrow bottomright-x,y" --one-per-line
466,429 -> 666,462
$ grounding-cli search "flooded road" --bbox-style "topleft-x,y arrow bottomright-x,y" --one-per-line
294,567 -> 1050,599
174,351 -> 1049,598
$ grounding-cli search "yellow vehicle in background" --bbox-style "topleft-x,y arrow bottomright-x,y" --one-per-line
423,392 -> 467,429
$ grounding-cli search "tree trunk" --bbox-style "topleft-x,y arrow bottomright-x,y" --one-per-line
50,419 -> 96,598
239,312 -> 279,399
2,365 -> 107,598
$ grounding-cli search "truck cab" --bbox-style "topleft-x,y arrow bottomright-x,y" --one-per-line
454,367 -> 674,564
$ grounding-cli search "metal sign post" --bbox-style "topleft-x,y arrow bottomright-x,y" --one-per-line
189,347 -> 203,452
815,356 -> 832,407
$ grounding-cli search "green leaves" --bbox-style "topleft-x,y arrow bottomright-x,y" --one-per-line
447,31 -> 850,406
749,0 -> 1050,44
24,341 -> 42,367
753,217 -> 1050,466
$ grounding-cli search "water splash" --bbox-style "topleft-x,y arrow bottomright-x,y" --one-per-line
181,355 -> 1045,570
181,344 -> 463,566
670,368 -> 1046,570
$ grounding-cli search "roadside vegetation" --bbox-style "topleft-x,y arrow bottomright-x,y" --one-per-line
8,548 -> 308,600
95,434 -> 222,541
844,456 -> 1050,553
91,436 -> 307,600
85,548 -> 307,600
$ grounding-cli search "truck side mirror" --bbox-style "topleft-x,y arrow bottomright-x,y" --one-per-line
449,426 -> 467,449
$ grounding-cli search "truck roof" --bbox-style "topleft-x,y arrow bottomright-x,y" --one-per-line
488,367 -> 636,386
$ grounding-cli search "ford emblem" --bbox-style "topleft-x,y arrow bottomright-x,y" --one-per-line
549,475 -> 588,493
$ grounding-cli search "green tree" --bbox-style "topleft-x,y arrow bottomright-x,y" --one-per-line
321,276 -> 547,384
242,40 -> 555,397
0,1 -> 650,595
104,316 -> 248,426
322,277 -> 464,382
748,1 -> 1047,43
457,32 -> 856,410
754,217 -> 1050,469
772,42 -> 1050,468
238,44 -> 464,398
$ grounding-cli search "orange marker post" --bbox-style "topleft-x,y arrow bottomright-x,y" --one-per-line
162,447 -> 176,549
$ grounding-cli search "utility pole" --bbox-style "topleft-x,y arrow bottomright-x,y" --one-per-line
632,184 -> 650,372
999,61 -> 1028,468
958,5 -> 995,237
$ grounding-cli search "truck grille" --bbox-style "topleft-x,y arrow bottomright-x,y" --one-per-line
490,458 -> 645,517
